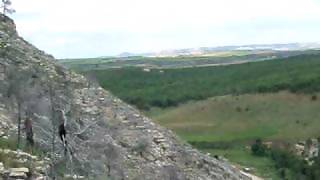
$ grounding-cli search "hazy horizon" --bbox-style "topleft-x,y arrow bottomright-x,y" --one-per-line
10,0 -> 320,58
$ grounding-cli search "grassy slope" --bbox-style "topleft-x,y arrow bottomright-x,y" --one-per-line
206,148 -> 278,179
148,92 -> 320,142
146,92 -> 320,178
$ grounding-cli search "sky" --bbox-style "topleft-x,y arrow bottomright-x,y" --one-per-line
9,0 -> 320,58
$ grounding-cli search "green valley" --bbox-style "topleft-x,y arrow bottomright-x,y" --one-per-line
64,52 -> 320,179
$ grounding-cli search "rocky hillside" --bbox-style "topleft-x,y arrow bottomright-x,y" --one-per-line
0,14 -> 249,179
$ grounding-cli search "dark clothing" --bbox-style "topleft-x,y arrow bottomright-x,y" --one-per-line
26,133 -> 34,146
24,119 -> 34,146
58,124 -> 67,146
58,124 -> 68,155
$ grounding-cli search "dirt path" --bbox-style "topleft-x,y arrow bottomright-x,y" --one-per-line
240,171 -> 264,180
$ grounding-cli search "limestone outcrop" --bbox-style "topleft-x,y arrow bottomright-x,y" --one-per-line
0,14 -> 250,179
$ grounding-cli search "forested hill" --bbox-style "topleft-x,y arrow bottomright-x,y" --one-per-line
88,53 -> 320,110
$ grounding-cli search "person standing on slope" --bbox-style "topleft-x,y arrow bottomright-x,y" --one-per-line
58,109 -> 68,154
24,117 -> 34,146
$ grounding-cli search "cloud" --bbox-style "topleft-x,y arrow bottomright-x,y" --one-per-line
10,0 -> 320,58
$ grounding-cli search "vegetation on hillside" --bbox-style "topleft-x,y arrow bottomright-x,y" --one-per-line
87,54 -> 320,110
251,140 -> 320,179
148,92 -> 320,179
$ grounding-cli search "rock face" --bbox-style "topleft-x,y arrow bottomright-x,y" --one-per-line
295,138 -> 319,164
0,148 -> 50,179
0,14 -> 250,179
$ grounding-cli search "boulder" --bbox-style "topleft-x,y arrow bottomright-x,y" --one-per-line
9,167 -> 29,179
9,167 -> 29,174
0,162 -> 4,174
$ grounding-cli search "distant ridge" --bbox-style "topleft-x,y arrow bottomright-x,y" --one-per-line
117,42 -> 320,57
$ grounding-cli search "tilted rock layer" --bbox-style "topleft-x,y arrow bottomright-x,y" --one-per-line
0,14 -> 249,180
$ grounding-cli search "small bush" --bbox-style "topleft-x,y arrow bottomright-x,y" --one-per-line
251,139 -> 268,156
236,107 -> 242,112
132,139 -> 149,156
0,138 -> 17,150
